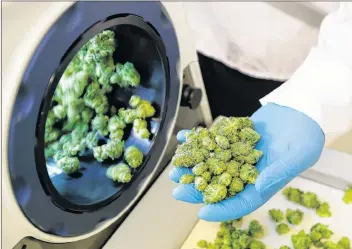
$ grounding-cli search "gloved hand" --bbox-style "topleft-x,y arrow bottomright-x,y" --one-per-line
169,103 -> 325,222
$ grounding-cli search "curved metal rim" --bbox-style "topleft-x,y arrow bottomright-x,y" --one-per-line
35,15 -> 169,213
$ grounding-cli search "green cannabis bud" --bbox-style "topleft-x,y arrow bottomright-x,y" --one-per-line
52,105 -> 67,120
85,131 -> 99,149
45,141 -> 61,158
301,192 -> 321,209
228,177 -> 244,196
172,152 -> 197,168
57,156 -> 80,174
124,146 -> 143,169
202,171 -> 212,182
276,223 -> 290,235
194,176 -> 208,192
192,162 -> 209,176
197,240 -> 208,248
239,164 -> 259,184
310,223 -> 333,247
215,149 -> 232,163
208,158 -> 227,175
179,174 -> 195,184
239,149 -> 263,164
108,116 -> 126,133
129,95 -> 141,108
215,135 -> 230,149
342,184 -> 352,204
203,184 -> 227,204
81,107 -> 94,123
45,128 -> 61,144
111,62 -> 141,88
92,114 -> 109,136
316,202 -> 332,218
269,209 -> 284,223
286,209 -> 304,225
291,230 -> 312,249
250,240 -> 266,249
93,146 -> 108,162
283,187 -> 303,204
106,163 -> 132,183
137,128 -> 151,139
203,136 -> 217,151
136,100 -> 156,119
109,129 -> 124,140
322,241 -> 338,249
248,220 -> 264,239
239,128 -> 260,145
338,237 -> 350,249
103,139 -> 124,160
133,118 -> 151,139
231,142 -> 253,157
118,107 -> 138,124
226,160 -> 241,177
218,172 -> 233,187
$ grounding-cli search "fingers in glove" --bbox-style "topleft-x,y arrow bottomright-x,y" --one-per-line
172,184 -> 203,204
198,185 -> 264,222
255,143 -> 324,200
176,130 -> 191,143
255,139 -> 290,173
169,167 -> 193,183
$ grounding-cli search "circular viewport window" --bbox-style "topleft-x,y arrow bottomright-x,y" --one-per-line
41,18 -> 168,210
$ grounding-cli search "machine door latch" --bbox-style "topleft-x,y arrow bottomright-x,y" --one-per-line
180,84 -> 202,110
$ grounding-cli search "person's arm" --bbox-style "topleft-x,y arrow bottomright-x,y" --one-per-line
260,2 -> 352,145
169,3 -> 352,222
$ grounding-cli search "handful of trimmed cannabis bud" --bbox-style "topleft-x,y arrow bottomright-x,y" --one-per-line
172,117 -> 263,204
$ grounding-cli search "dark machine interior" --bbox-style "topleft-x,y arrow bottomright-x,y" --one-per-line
43,23 -> 168,208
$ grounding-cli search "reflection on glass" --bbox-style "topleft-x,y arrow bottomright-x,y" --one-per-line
42,25 -> 166,206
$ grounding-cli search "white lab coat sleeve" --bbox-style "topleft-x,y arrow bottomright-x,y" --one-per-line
260,2 -> 352,144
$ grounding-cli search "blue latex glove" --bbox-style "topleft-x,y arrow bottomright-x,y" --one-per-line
169,103 -> 325,222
